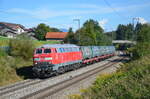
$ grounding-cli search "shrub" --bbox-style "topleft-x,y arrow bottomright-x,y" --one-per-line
9,35 -> 35,60
0,48 -> 7,57
132,42 -> 150,59
70,56 -> 150,99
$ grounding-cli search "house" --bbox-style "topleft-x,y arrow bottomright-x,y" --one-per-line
45,32 -> 68,41
0,22 -> 25,38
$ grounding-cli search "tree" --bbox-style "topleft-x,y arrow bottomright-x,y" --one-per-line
75,19 -> 111,46
126,24 -> 134,40
9,35 -> 35,60
131,23 -> 150,58
34,23 -> 51,40
136,24 -> 150,43
64,28 -> 77,44
50,27 -> 61,32
115,24 -> 134,40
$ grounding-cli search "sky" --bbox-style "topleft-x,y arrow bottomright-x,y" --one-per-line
0,0 -> 150,31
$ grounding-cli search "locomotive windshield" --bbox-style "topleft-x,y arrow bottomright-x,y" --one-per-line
36,49 -> 42,54
44,49 -> 51,53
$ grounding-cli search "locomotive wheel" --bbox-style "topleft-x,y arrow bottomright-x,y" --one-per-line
58,67 -> 65,74
73,64 -> 78,70
64,66 -> 68,72
55,71 -> 59,76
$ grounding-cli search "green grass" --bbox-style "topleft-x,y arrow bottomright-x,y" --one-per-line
0,36 -> 10,46
34,40 -> 60,47
69,56 -> 150,99
0,36 -> 60,46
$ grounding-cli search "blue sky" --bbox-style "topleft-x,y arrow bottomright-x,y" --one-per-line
0,0 -> 150,31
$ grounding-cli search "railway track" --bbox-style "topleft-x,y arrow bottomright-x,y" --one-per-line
0,79 -> 43,96
0,56 -> 127,99
21,57 -> 126,99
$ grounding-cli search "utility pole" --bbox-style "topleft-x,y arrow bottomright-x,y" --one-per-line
132,17 -> 140,41
73,19 -> 80,45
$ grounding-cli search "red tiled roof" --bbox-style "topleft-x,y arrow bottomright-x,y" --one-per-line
45,32 -> 68,39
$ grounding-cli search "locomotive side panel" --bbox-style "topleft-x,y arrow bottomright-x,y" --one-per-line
48,46 -> 83,71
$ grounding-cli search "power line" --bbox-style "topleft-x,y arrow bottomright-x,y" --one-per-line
103,0 -> 129,20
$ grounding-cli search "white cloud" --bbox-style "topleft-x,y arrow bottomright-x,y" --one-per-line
5,2 -> 150,20
99,19 -> 108,29
137,17 -> 147,24
5,4 -> 120,20
6,7 -> 117,20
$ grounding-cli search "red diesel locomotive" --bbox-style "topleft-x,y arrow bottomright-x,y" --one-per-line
33,44 -> 83,77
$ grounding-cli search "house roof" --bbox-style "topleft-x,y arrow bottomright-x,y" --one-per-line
0,22 -> 24,30
45,32 -> 68,39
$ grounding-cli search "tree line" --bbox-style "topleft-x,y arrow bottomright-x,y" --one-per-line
112,23 -> 150,41
34,19 -> 112,46
64,19 -> 112,46
33,19 -> 150,51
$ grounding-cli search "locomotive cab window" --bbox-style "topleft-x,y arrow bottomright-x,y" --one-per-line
44,49 -> 51,53
36,49 -> 42,54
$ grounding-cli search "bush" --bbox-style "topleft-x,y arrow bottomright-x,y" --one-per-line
0,54 -> 33,86
70,56 -> 150,99
132,42 -> 150,59
9,35 -> 35,60
0,48 -> 7,57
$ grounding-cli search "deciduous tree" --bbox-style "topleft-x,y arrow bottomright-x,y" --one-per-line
34,23 -> 51,40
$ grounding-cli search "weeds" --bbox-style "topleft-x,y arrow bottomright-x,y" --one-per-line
70,56 -> 150,99
9,35 -> 35,60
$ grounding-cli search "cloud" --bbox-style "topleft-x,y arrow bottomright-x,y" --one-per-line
99,19 -> 108,29
6,7 -> 117,20
5,2 -> 150,20
7,8 -> 59,19
138,17 -> 148,24
5,4 -> 120,20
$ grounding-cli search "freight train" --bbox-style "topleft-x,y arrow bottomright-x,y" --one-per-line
32,44 -> 116,77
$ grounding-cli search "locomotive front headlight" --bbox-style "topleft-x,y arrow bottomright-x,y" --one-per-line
34,58 -> 40,61
44,57 -> 52,60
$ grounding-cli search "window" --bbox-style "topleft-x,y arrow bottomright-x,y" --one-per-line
74,48 -> 76,51
70,47 -> 73,52
66,48 -> 68,52
76,47 -> 79,51
71,47 -> 74,52
44,49 -> 51,53
61,48 -> 64,52
36,49 -> 42,54
56,48 -> 60,53
66,48 -> 69,52
61,48 -> 64,53
68,48 -> 71,52
64,48 -> 66,52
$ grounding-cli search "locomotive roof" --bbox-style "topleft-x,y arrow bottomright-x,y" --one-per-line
38,44 -> 79,48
